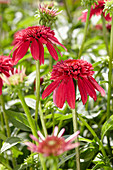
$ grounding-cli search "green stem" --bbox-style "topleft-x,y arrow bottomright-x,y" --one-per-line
39,154 -> 47,170
78,114 -> 106,157
63,0 -> 72,22
49,56 -> 52,71
53,157 -> 58,170
52,110 -> 55,130
78,4 -> 91,59
0,109 -> 5,134
0,95 -> 10,137
72,109 -> 80,170
101,14 -> 109,56
0,95 -> 16,168
35,60 -> 40,123
106,12 -> 113,155
39,101 -> 47,137
18,90 -> 38,138
107,12 -> 113,120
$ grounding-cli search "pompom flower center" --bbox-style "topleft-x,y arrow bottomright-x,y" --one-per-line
39,136 -> 65,155
51,59 -> 94,80
15,26 -> 55,41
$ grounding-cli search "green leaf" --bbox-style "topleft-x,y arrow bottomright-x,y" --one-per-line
0,133 -> 7,141
0,137 -> 22,153
101,115 -> 113,140
45,113 -> 72,121
0,156 -> 12,170
11,147 -> 23,158
6,110 -> 31,132
25,98 -> 36,110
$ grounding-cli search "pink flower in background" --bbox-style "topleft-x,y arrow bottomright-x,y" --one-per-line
0,56 -> 13,94
39,2 -> 62,17
11,25 -> 66,65
79,0 -> 111,22
95,23 -> 111,31
1,65 -> 26,85
0,0 -> 10,4
25,126 -> 80,157
42,59 -> 105,108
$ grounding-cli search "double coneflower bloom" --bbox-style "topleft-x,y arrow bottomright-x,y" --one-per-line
11,25 -> 66,65
25,126 -> 80,157
42,59 -> 105,109
79,0 -> 112,22
0,55 -> 13,95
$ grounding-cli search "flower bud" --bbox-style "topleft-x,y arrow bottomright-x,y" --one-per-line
35,1 -> 62,27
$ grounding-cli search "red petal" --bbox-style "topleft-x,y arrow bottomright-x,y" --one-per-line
38,40 -> 44,65
55,80 -> 66,108
88,77 -> 105,97
78,77 -> 87,105
49,41 -> 63,57
42,80 -> 60,99
30,39 -> 39,60
12,41 -> 30,64
46,41 -> 58,60
9,41 -> 23,56
12,48 -> 19,65
48,35 -> 67,51
39,37 -> 47,44
0,78 -> 3,95
66,78 -> 75,109
82,77 -> 97,101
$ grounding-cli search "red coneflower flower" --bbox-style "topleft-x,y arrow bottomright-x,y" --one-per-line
42,59 -> 105,109
11,25 -> 66,65
25,126 -> 80,157
0,55 -> 13,95
79,0 -> 111,22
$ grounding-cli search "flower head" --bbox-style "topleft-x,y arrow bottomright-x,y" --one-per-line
79,0 -> 112,22
25,126 -> 80,157
11,25 -> 66,65
0,55 -> 13,95
36,2 -> 62,27
42,59 -> 105,109
39,2 -> 62,17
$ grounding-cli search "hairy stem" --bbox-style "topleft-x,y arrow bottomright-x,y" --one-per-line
35,60 -> 40,122
39,101 -> 47,137
72,109 -> 80,170
107,12 -> 113,120
18,90 -> 38,138
0,95 -> 10,137
63,0 -> 72,22
78,4 -> 91,59
101,14 -> 109,55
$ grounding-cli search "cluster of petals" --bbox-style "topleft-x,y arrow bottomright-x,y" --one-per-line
0,55 -> 13,95
42,59 -> 105,109
79,0 -> 112,22
25,126 -> 80,157
39,3 -> 62,17
11,25 -> 66,65
1,65 -> 26,86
